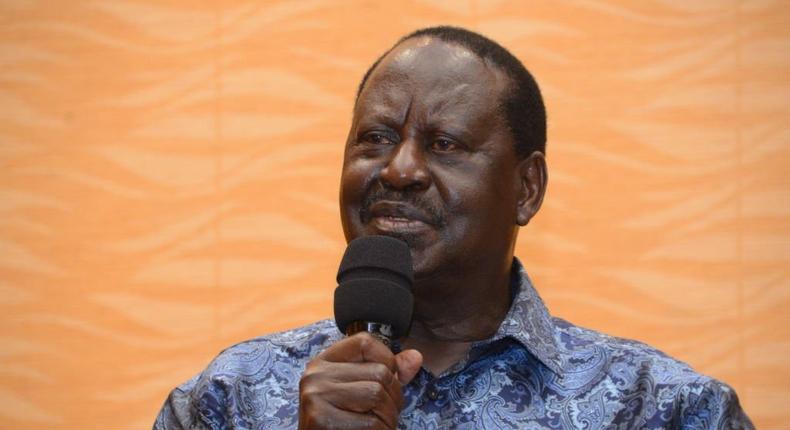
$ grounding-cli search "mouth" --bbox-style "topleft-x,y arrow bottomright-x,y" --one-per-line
367,201 -> 435,234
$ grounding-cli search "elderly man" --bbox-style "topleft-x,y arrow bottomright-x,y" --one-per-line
154,26 -> 752,429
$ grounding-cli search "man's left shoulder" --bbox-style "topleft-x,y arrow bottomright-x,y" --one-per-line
550,317 -> 754,429
553,317 -> 702,380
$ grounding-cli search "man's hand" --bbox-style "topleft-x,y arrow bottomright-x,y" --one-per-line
298,332 -> 423,430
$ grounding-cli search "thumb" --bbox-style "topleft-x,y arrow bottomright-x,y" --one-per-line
394,349 -> 423,385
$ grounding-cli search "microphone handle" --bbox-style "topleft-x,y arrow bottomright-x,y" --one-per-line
345,321 -> 393,348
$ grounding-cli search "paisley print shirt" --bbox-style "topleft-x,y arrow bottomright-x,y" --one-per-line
154,261 -> 753,429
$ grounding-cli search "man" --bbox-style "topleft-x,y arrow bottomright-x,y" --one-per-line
154,26 -> 753,429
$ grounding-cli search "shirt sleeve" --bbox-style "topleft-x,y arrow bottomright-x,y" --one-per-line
680,378 -> 755,430
152,376 -> 203,430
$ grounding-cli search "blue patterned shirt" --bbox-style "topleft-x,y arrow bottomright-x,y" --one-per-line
154,261 -> 753,429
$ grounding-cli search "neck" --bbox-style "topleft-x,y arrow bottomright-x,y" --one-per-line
400,258 -> 513,375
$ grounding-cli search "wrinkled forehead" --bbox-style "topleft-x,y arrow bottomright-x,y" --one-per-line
355,38 -> 509,117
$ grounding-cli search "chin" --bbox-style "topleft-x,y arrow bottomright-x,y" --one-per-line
374,229 -> 424,248
367,228 -> 435,269
345,221 -> 444,276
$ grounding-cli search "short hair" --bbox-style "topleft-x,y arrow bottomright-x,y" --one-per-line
355,26 -> 547,158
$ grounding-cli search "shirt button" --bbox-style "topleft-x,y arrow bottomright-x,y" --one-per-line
427,388 -> 440,401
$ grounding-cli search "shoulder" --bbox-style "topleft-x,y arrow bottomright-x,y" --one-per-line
676,377 -> 755,429
552,316 -> 700,381
209,318 -> 340,374
154,319 -> 340,429
550,318 -> 753,428
204,318 -> 340,385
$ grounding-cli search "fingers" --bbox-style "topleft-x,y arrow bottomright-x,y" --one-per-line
300,378 -> 400,430
395,349 -> 423,385
300,333 -> 410,429
316,362 -> 395,386
302,359 -> 405,409
324,381 -> 400,429
318,332 -> 397,372
299,401 -> 390,430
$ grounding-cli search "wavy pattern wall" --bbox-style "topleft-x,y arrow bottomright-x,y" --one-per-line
0,1 -> 787,428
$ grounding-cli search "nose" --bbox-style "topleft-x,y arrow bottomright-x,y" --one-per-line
379,139 -> 431,191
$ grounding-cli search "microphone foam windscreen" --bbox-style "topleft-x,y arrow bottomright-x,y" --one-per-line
334,235 -> 414,338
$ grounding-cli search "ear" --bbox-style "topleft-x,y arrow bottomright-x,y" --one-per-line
516,151 -> 548,226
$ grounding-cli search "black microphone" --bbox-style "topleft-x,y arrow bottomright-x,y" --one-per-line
334,235 -> 414,347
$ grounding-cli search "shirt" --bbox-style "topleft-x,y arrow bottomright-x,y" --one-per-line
153,260 -> 754,429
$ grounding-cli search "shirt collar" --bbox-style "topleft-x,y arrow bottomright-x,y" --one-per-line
474,258 -> 565,375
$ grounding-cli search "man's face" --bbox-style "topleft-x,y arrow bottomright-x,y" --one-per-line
340,38 -> 523,279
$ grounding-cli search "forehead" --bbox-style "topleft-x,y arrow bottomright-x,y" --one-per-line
355,38 -> 510,122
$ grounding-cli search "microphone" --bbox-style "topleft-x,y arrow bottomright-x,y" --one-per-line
334,235 -> 414,347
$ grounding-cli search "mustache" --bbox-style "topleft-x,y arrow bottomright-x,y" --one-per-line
360,186 -> 446,227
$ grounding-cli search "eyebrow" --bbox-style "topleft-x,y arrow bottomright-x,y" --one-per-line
355,97 -> 409,128
353,111 -> 401,132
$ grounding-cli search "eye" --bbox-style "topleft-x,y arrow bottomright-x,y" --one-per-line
360,131 -> 396,146
431,137 -> 459,153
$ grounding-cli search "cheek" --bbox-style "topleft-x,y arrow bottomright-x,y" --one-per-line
339,168 -> 363,241
339,159 -> 380,220
435,169 -> 487,215
341,161 -> 372,195
439,168 -> 516,229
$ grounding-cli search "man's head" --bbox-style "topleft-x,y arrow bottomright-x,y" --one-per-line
356,26 -> 546,158
339,26 -> 548,280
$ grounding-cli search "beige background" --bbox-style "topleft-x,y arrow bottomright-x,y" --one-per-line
0,1 -> 788,428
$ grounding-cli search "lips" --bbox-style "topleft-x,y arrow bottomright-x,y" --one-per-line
369,201 -> 433,224
367,201 -> 435,234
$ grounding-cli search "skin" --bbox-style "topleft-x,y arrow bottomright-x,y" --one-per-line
299,37 -> 548,429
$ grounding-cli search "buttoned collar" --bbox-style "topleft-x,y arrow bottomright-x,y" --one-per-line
471,258 -> 565,375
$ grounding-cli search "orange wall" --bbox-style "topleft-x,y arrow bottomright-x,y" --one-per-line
1,1 -> 788,428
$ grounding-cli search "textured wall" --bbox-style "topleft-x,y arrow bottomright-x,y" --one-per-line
0,1 -> 788,428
